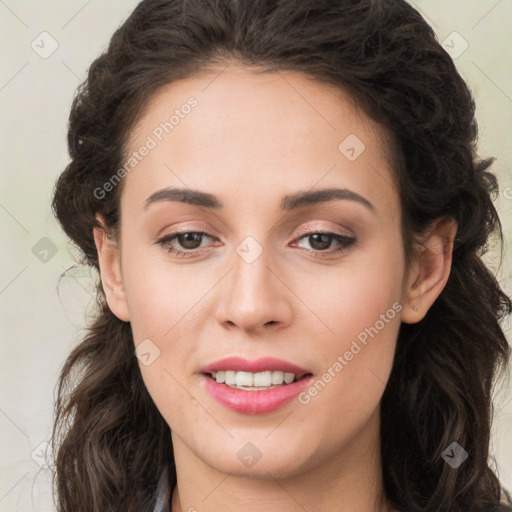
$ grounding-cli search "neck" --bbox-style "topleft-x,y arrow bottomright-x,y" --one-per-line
170,409 -> 394,512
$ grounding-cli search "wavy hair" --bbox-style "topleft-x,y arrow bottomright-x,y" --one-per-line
51,0 -> 512,510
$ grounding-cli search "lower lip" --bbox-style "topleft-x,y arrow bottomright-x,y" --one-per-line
202,374 -> 314,414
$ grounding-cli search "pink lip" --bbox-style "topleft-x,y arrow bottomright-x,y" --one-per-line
200,356 -> 309,376
199,357 -> 313,414
202,374 -> 314,414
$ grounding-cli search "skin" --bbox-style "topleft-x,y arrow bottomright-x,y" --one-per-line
93,64 -> 456,512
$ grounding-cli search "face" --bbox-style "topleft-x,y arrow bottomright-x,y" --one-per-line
99,65 -> 411,478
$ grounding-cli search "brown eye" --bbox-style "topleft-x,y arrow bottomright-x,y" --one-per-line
293,231 -> 356,256
176,232 -> 204,250
307,233 -> 333,251
155,231 -> 213,256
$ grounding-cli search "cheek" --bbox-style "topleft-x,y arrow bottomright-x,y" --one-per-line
301,230 -> 404,345
120,246 -> 219,410
121,247 -> 206,342
122,257 -> 204,427
294,234 -> 404,419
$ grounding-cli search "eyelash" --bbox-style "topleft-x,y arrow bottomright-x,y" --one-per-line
155,229 -> 356,258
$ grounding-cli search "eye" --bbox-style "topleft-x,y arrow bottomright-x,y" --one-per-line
155,231 -> 215,257
292,230 -> 356,256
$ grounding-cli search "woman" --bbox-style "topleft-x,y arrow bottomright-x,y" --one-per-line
50,0 -> 512,510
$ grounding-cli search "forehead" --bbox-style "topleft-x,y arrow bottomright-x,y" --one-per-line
121,65 -> 398,216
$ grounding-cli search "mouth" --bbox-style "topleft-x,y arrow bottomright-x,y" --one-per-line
199,356 -> 314,413
203,370 -> 313,391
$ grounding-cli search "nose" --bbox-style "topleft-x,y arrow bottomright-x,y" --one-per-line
215,243 -> 293,335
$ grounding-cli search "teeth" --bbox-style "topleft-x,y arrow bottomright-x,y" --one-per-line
271,371 -> 283,385
224,370 -> 236,385
254,371 -> 272,386
210,370 -> 297,387
283,372 -> 295,384
235,371 -> 253,387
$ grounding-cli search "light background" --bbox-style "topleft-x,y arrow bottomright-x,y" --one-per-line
0,0 -> 511,510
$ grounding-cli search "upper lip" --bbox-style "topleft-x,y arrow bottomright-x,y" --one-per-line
200,357 -> 311,377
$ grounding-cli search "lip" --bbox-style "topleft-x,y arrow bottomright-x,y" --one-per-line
202,373 -> 314,414
200,356 -> 310,376
199,357 -> 313,414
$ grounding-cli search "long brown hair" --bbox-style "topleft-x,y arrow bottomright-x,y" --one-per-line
51,0 -> 512,510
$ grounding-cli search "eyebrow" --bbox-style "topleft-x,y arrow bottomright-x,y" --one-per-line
144,186 -> 375,212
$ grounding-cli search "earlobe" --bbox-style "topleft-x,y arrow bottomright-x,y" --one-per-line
401,217 -> 457,324
92,215 -> 130,322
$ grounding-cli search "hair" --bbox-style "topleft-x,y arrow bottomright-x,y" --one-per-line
50,0 -> 512,510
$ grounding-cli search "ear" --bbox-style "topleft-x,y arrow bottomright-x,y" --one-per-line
92,214 -> 130,322
401,217 -> 457,324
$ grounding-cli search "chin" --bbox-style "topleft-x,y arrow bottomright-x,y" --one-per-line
199,439 -> 314,480
211,457 -> 306,480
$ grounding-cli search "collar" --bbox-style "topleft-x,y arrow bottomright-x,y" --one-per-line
153,465 -> 171,512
